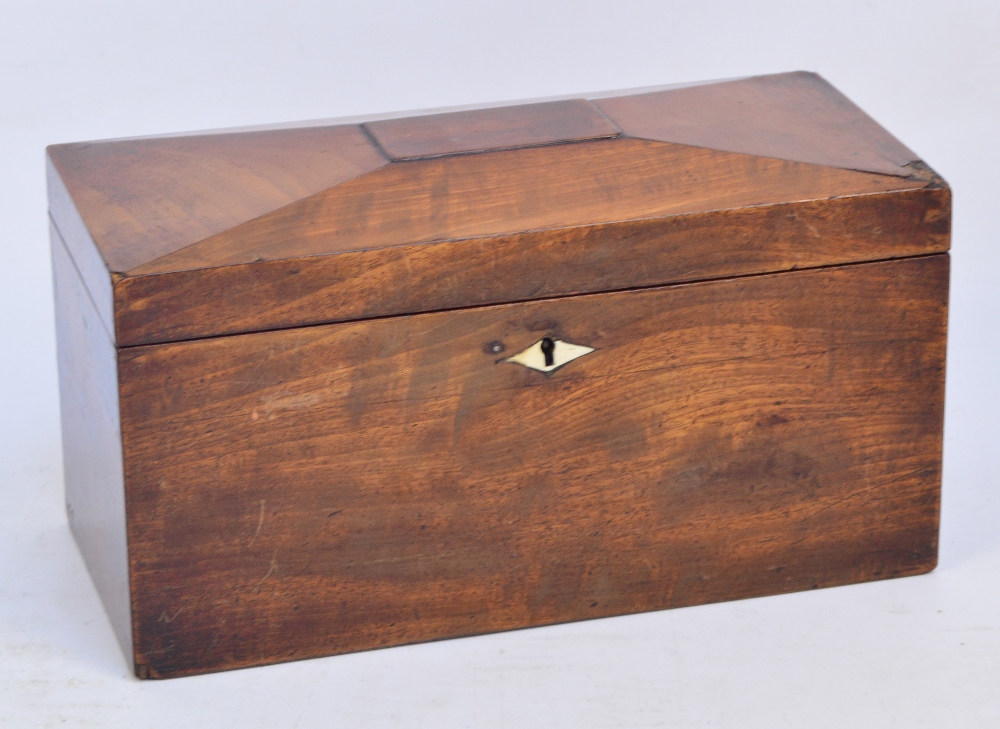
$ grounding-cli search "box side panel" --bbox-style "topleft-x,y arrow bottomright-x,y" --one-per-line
51,222 -> 132,663
119,255 -> 947,678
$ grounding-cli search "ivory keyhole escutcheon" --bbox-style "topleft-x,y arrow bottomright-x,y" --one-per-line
503,337 -> 595,373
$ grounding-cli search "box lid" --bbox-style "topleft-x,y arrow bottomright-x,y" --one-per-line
48,71 -> 949,347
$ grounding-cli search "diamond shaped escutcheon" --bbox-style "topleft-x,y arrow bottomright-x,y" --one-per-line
503,338 -> 595,373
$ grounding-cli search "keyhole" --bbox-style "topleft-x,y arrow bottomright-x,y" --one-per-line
540,337 -> 555,367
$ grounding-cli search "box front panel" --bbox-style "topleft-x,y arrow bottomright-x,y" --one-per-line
119,255 -> 947,678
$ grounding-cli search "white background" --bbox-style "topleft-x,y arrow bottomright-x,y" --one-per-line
2,1 -> 998,726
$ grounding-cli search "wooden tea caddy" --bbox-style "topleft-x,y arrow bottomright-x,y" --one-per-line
48,72 -> 949,678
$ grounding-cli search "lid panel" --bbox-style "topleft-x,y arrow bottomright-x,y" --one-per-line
48,124 -> 387,272
594,72 -> 918,177
365,99 -> 621,160
133,138 -> 925,274
45,72 -> 948,347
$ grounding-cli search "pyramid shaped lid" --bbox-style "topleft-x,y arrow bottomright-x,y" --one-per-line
47,72 -> 949,347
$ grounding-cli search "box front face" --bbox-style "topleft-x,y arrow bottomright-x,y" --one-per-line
119,255 -> 947,678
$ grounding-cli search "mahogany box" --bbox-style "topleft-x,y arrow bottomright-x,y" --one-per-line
48,72 -> 950,679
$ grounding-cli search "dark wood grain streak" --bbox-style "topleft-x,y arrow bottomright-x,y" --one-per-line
594,71 -> 919,176
114,183 -> 949,346
365,99 -> 621,160
118,255 -> 947,678
51,222 -> 133,659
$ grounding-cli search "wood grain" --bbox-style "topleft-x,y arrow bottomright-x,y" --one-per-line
51,221 -> 132,659
118,254 -> 948,678
47,124 -> 387,272
365,99 -> 621,160
594,71 -> 919,176
115,181 -> 949,346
